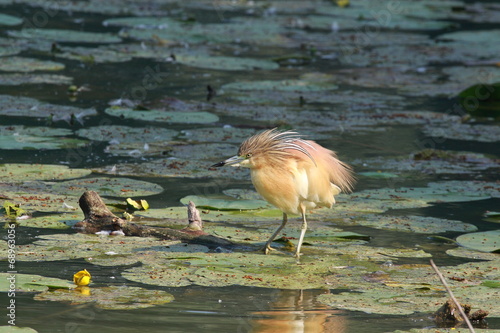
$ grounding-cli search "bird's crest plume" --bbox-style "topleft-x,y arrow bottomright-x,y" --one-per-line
238,129 -> 317,165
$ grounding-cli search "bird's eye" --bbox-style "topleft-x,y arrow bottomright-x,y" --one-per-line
245,153 -> 252,158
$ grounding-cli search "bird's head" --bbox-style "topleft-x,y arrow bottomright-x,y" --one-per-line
211,128 -> 315,169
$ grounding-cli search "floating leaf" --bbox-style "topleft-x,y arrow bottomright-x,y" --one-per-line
0,95 -> 96,119
456,230 -> 500,253
0,13 -> 23,26
0,126 -> 88,150
458,82 -> 500,118
49,177 -> 163,197
8,28 -> 121,43
105,107 -> 219,124
34,286 -> 174,310
482,280 -> 500,288
0,57 -> 64,72
180,195 -> 269,211
174,54 -> 279,71
3,213 -> 81,229
76,125 -> 178,143
0,73 -> 72,85
0,272 -> 72,292
0,164 -> 91,181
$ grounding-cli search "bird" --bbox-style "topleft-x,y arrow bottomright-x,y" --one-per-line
212,128 -> 355,258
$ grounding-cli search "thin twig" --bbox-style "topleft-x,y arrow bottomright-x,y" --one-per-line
430,259 -> 476,333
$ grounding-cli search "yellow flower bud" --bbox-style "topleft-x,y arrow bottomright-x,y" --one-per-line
73,269 -> 91,286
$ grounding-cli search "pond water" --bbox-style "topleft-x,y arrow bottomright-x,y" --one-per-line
1,1 -> 500,333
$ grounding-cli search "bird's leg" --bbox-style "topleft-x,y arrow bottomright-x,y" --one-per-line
295,208 -> 307,259
263,212 -> 288,254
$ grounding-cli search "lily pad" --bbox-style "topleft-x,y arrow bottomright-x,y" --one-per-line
55,45 -> 133,63
0,95 -> 97,119
456,230 -> 500,253
0,164 -> 91,181
2,213 -> 81,229
2,233 -> 176,262
0,73 -> 72,85
174,54 -> 279,71
222,77 -> 338,92
76,125 -> 178,143
0,327 -> 38,333
8,28 -> 122,43
48,177 -> 163,197
95,157 -> 250,180
34,286 -> 174,310
446,247 -> 499,261
105,107 -> 219,124
0,13 -> 23,26
422,123 -> 500,143
0,272 -> 72,292
0,191 -> 81,213
180,195 -> 269,211
0,57 -> 64,72
354,215 -> 477,234
179,127 -> 256,143
0,126 -> 88,150
438,30 -> 500,43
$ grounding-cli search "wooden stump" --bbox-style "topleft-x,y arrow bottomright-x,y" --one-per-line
74,191 -> 233,248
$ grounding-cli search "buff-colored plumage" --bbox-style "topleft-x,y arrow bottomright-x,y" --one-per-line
213,128 -> 355,258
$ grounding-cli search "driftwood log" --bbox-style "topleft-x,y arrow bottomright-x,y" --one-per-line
74,191 -> 233,248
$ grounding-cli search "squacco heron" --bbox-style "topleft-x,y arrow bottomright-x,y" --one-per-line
212,128 -> 355,258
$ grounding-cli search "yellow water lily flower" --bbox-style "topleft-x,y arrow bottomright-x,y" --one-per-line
73,269 -> 91,286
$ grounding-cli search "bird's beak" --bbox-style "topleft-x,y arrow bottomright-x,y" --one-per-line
211,155 -> 244,167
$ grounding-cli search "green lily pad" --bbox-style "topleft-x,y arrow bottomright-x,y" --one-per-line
354,215 -> 477,234
49,177 -> 163,197
438,30 -> 500,43
0,73 -> 72,85
0,272 -> 72,292
174,54 -> 279,71
458,82 -> 500,118
354,150 -> 498,176
0,13 -> 23,26
358,172 -> 399,179
8,28 -> 122,43
115,17 -> 291,46
456,230 -> 500,253
0,126 -> 88,150
0,191 -> 81,213
34,286 -> 174,310
105,107 -> 219,124
422,123 -> 500,143
0,164 -> 91,181
169,143 -> 237,160
482,280 -> 500,288
179,127 -> 256,143
319,259 -> 500,316
1,233 -> 176,262
76,125 -> 178,143
0,95 -> 97,119
0,57 -> 64,72
1,213 -> 81,229
94,157 -> 250,180
0,327 -> 38,333
223,77 -> 338,92
393,329 -> 500,333
446,247 -> 499,261
55,45 -> 133,63
180,195 -> 269,211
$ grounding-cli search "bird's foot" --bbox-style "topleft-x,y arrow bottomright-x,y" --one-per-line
262,244 -> 275,255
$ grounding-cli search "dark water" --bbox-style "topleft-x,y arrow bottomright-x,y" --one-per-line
1,1 -> 500,333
